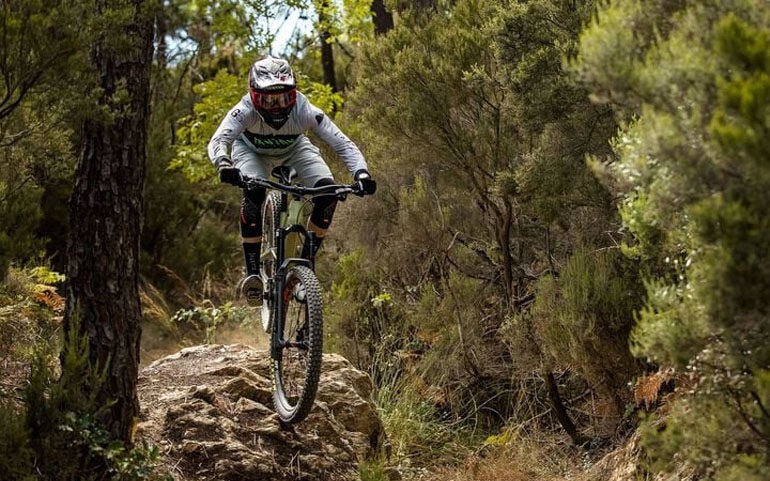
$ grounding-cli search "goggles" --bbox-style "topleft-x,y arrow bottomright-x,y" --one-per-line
251,88 -> 297,112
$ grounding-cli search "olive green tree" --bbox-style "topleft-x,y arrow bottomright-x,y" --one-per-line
0,0 -> 88,278
576,0 -> 770,478
496,0 -> 644,439
336,0 -> 636,442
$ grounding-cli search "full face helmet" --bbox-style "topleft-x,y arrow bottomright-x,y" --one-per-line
248,56 -> 297,125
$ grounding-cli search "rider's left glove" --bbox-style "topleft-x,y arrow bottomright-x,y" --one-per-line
353,169 -> 377,196
215,156 -> 242,186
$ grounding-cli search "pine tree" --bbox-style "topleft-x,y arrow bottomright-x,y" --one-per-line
65,0 -> 155,445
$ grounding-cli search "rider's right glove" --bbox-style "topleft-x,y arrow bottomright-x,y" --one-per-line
215,156 -> 242,186
353,169 -> 377,196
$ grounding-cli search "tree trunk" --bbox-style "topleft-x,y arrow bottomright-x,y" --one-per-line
397,0 -> 436,12
155,2 -> 168,68
317,0 -> 337,94
64,0 -> 154,445
371,0 -> 394,35
545,370 -> 587,446
414,0 -> 436,10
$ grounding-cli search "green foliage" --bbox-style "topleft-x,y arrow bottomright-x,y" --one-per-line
324,245 -> 501,438
325,248 -> 407,368
347,0 -> 524,309
300,79 -> 345,114
574,0 -> 689,111
0,98 -> 75,277
141,204 -> 238,298
0,92 -> 79,279
498,0 -> 618,232
57,412 -> 167,481
0,267 -> 63,480
0,405 -> 34,480
0,172 -> 43,278
499,0 -> 595,124
341,0 -> 376,42
313,0 -> 343,41
336,0 -> 631,442
638,392 -> 770,480
415,272 -> 497,394
306,0 -> 376,46
29,266 -> 66,285
374,362 -> 473,466
144,58 -> 239,301
699,15 -> 770,340
358,458 -> 390,481
165,0 -> 308,57
0,0 -> 90,121
170,302 -> 255,344
482,426 -> 519,448
528,249 -> 642,399
0,303 -> 167,481
576,0 -> 770,477
0,267 -> 62,380
630,274 -> 707,367
172,70 -> 243,182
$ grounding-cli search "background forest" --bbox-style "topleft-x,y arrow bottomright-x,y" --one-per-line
1,0 -> 769,480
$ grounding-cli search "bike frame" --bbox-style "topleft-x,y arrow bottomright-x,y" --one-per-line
239,168 -> 361,360
269,200 -> 313,360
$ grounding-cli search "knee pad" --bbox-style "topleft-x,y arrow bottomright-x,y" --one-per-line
240,188 -> 266,237
310,178 -> 337,230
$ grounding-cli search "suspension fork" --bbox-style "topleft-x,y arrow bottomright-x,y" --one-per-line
269,192 -> 316,360
270,222 -> 288,361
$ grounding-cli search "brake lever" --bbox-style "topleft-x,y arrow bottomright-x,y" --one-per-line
352,183 -> 366,197
240,176 -> 266,190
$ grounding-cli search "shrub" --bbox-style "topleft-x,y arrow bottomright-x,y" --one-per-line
529,249 -> 644,420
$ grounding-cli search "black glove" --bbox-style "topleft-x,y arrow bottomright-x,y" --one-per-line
215,157 -> 242,186
353,169 -> 377,196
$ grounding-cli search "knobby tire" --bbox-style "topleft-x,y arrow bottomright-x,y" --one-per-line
260,191 -> 282,333
261,191 -> 282,283
272,265 -> 323,423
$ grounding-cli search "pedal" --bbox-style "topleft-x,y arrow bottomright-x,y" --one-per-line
240,275 -> 264,307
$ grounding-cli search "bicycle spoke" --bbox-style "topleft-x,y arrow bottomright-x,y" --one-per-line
272,266 -> 323,423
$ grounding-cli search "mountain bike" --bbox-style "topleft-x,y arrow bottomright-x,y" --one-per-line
237,165 -> 365,424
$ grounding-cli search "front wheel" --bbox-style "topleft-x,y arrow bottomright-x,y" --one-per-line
272,265 -> 323,423
260,191 -> 282,332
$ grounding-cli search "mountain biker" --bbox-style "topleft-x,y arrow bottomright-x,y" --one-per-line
208,55 -> 376,306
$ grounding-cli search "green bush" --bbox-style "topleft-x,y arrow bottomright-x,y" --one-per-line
577,2 -> 770,477
170,301 -> 255,344
0,303 -> 168,481
0,403 -> 34,481
530,249 -> 643,411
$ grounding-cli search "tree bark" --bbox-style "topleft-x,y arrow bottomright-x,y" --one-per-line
371,0 -> 394,35
317,0 -> 337,94
545,370 -> 587,446
414,0 -> 436,10
64,0 -> 154,445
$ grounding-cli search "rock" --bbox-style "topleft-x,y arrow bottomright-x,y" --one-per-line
137,344 -> 386,481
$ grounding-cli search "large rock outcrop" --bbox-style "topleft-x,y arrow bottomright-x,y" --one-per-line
137,344 -> 385,481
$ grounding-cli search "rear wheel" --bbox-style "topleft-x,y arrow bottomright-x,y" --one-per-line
272,265 -> 323,423
260,191 -> 282,332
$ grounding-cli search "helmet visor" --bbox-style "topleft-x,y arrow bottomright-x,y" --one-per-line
253,89 -> 296,111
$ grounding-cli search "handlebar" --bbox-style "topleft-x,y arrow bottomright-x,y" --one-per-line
237,173 -> 365,199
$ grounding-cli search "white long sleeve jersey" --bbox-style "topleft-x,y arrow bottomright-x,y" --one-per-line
207,92 -> 367,174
